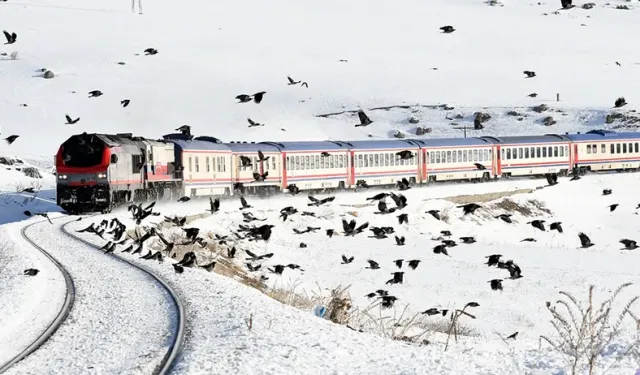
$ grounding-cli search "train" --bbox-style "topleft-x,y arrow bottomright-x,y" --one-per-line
55,129 -> 640,213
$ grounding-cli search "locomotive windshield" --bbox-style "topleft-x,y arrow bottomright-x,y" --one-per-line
61,134 -> 105,167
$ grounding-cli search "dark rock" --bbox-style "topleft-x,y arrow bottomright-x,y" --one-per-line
415,127 -> 432,136
22,167 -> 42,179
474,112 -> 491,130
408,116 -> 420,124
43,70 -> 55,79
542,116 -> 557,126
393,130 -> 406,139
582,3 -> 595,9
506,110 -> 521,116
532,104 -> 549,113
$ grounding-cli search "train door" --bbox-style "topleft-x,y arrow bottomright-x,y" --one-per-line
495,145 -> 502,176
348,151 -> 355,186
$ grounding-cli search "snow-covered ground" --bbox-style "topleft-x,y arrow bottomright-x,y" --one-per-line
2,0 -> 640,373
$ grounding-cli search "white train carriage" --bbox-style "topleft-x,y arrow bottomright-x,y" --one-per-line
227,142 -> 282,194
347,140 -> 421,187
566,130 -> 640,172
417,138 -> 497,182
482,135 -> 572,178
268,141 -> 350,191
164,135 -> 233,197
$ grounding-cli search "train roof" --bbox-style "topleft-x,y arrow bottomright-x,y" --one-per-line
564,130 -> 640,141
164,138 -> 231,152
480,134 -> 571,145
334,139 -> 417,150
407,137 -> 496,147
224,141 -> 281,153
258,141 -> 350,151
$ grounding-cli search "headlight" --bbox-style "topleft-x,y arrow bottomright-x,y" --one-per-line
58,174 -> 68,180
97,173 -> 107,178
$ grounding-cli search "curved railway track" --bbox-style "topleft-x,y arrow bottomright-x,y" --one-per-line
0,219 -> 76,374
1,216 -> 185,375
60,219 -> 185,375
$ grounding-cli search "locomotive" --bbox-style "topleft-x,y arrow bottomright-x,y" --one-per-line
55,130 -> 640,213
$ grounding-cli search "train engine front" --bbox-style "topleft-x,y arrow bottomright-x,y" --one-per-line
55,133 -> 125,213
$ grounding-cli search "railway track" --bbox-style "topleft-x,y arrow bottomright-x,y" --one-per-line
60,219 -> 185,375
1,216 -> 185,375
0,218 -> 76,374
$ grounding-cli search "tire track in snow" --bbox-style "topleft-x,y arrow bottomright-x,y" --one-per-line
2,218 -> 183,375
0,218 -> 75,374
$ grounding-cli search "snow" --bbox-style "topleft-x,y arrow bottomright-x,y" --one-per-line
1,0 -> 640,158
1,0 -> 640,373
3,219 -> 177,375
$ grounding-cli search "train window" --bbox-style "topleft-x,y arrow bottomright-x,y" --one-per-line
315,155 -> 319,169
456,150 -> 461,163
329,155 -> 334,168
636,143 -> 639,153
273,156 -> 277,170
293,155 -> 298,170
471,149 -> 477,161
462,150 -> 468,162
542,147 -> 547,158
505,149 -> 510,160
623,143 -> 628,153
512,149 -> 518,160
547,147 -> 551,157
515,148 -> 521,159
374,154 -> 379,167
358,154 -> 363,167
443,151 -> 449,163
591,145 -> 597,154
535,147 -> 540,158
188,156 -> 192,172
303,155 -> 309,169
286,156 -> 290,170
206,157 -> 210,172
309,155 -> 315,169
337,155 -> 343,168
452,150 -> 457,163
435,151 -> 441,163
221,157 -> 225,172
430,152 -> 435,164
616,143 -> 621,154
611,144 -> 615,154
559,147 -> 564,157
368,154 -> 373,167
553,147 -> 558,157
629,143 -> 633,153
586,145 -> 592,154
523,148 -> 529,158
600,144 -> 605,153
363,155 -> 368,167
383,153 -> 388,166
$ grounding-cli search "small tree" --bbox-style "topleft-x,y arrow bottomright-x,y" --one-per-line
540,283 -> 639,375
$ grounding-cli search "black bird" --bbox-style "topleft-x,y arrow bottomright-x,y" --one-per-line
602,189 -> 612,195
395,235 -> 405,246
506,262 -> 523,279
208,197 -> 220,213
173,263 -> 184,273
240,196 -> 252,210
3,30 -> 17,44
24,268 -> 39,276
257,150 -> 269,162
308,195 -> 335,207
614,97 -> 627,108
407,260 -> 421,270
619,239 -> 638,250
521,238 -> 536,242
287,184 -> 300,195
495,214 -> 512,223
458,203 -> 481,215
441,230 -> 452,237
321,152 -> 330,157
433,244 -> 449,256
560,0 -> 572,9
326,229 -> 335,238
394,259 -> 403,269
227,247 -> 236,258
144,48 -> 158,55
376,200 -> 396,214
442,239 -> 457,248
247,118 -> 264,127
609,204 -> 619,212
235,94 -> 252,103
489,279 -> 503,291
550,222 -> 563,233
367,193 -> 389,201
386,271 -> 404,285
342,219 -> 369,236
341,255 -> 354,264
177,196 -> 191,202
440,25 -> 455,33
354,109 -> 373,127
485,254 -> 502,267
426,210 -> 441,220
578,232 -> 594,248
474,163 -> 486,170
253,171 -> 268,182
65,114 -> 80,125
397,178 -> 411,191
4,135 -> 19,145
366,260 -> 380,269
527,93 -> 538,98
615,61 -> 621,67
200,261 -> 216,272
239,155 -> 253,167
252,91 -> 266,104
121,99 -> 131,107
527,220 -> 546,232
176,125 -> 191,136
460,236 -> 476,244
88,90 -> 103,98
396,150 -> 414,160
379,296 -> 397,309
270,265 -> 285,275
389,193 -> 408,209
287,76 -> 301,85
506,332 -> 519,340
523,71 -> 536,78
301,82 -> 308,88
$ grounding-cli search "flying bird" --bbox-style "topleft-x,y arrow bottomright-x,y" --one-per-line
614,97 -> 627,108
602,189 -> 612,195
527,93 -> 538,98
3,30 -> 17,44
440,25 -> 455,33
489,279 -> 503,291
88,90 -> 103,98
619,239 -> 638,250
4,135 -> 19,145
523,71 -> 536,78
65,114 -> 80,125
550,222 -> 563,233
144,48 -> 158,55
354,109 -> 373,127
495,214 -> 512,223
578,232 -> 595,248
426,210 -> 441,220
24,268 -> 39,276
609,204 -> 619,212
247,118 -> 264,127
527,220 -> 546,232
121,99 -> 131,107
407,260 -> 421,270
341,255 -> 354,264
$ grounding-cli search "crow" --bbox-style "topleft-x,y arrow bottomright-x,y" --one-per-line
523,71 -> 536,78
270,265 -> 285,275
550,222 -> 563,233
521,238 -> 536,242
235,94 -> 252,103
460,236 -> 476,244
619,239 -> 638,250
442,239 -> 457,248
121,99 -> 131,107
367,193 -> 389,201
341,255 -> 354,264
527,93 -> 538,98
24,268 -> 39,276
176,125 -> 191,136
506,262 -> 523,279
320,152 -> 330,157
287,76 -> 301,85
366,260 -> 380,269
208,197 -> 220,213
342,219 -> 368,236
485,254 -> 502,267
474,163 -> 486,170
387,271 -> 404,285
495,214 -> 513,223
253,171 -> 268,182
527,220 -> 546,231
389,193 -> 408,209
354,109 -> 373,127
489,279 -> 503,291
609,204 -> 619,212
308,195 -> 335,207
4,135 -> 19,145
173,263 -> 184,273
407,260 -> 421,270
287,184 -> 300,195
88,90 -> 103,98
376,200 -> 396,214
247,118 -> 264,127
240,196 -> 252,210
199,261 -> 216,272
441,230 -> 452,237
426,210 -> 441,220
65,114 -> 80,125
603,189 -> 612,195
433,244 -> 449,256
614,97 -> 627,108
458,203 -> 481,215
379,295 -> 397,309
506,332 -> 519,340
252,91 -> 266,104
578,232 -> 594,248
3,30 -> 17,45
227,247 -> 236,258
395,235 -> 405,246
440,25 -> 455,33
144,48 -> 158,55
397,178 -> 411,191
396,150 -> 414,160
560,0 -> 572,9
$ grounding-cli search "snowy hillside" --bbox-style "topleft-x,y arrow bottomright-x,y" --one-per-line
1,0 -> 640,158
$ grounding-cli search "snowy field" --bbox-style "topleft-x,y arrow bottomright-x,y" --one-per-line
1,0 -> 640,374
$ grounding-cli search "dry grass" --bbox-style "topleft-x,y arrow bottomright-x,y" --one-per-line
445,189 -> 534,205
490,198 -> 552,217
539,283 -> 640,375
